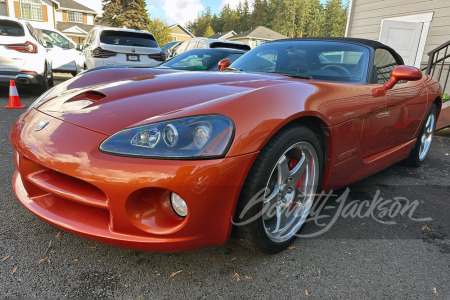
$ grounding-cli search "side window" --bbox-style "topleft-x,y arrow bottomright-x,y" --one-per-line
374,48 -> 399,84
186,42 -> 197,51
175,41 -> 188,54
42,30 -> 70,48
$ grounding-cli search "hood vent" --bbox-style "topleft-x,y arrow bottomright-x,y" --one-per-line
65,91 -> 107,103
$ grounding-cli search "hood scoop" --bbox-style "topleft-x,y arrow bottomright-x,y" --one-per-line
61,91 -> 107,112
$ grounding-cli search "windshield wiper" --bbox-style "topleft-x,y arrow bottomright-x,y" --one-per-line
225,67 -> 242,71
274,72 -> 313,79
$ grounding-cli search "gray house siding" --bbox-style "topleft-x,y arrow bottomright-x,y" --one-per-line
347,0 -> 450,66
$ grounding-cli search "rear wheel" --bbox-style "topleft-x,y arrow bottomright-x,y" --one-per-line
404,103 -> 437,167
36,64 -> 49,94
234,125 -> 323,253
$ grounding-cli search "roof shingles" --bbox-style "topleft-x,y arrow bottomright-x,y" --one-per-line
57,0 -> 97,14
231,26 -> 287,40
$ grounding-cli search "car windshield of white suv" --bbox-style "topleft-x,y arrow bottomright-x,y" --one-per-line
0,20 -> 25,36
100,31 -> 159,48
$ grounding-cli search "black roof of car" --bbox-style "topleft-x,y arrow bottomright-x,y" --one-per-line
269,37 -> 404,64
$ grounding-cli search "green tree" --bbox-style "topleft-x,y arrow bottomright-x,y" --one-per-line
272,0 -> 297,37
204,25 -> 215,37
322,0 -> 347,37
99,0 -> 150,30
148,18 -> 172,46
250,0 -> 270,29
187,7 -> 213,37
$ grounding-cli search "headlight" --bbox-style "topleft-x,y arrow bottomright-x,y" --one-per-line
99,115 -> 234,159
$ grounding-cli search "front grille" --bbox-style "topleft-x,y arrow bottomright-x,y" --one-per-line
19,155 -> 109,210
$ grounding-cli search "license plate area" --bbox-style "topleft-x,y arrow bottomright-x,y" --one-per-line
126,54 -> 140,62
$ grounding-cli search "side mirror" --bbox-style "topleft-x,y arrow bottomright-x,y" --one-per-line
45,42 -> 54,49
372,65 -> 422,97
218,58 -> 231,71
76,44 -> 83,51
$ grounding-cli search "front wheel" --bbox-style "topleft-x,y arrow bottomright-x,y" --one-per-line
234,125 -> 323,253
404,103 -> 437,167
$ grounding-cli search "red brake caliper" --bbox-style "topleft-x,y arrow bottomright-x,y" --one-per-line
288,158 -> 303,210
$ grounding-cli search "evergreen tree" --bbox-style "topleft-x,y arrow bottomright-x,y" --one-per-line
323,0 -> 348,37
204,25 -> 215,38
99,0 -> 150,30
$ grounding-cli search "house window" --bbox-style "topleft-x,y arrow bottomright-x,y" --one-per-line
68,11 -> 83,23
20,0 -> 43,21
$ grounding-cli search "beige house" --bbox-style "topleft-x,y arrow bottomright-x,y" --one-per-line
346,0 -> 450,94
54,0 -> 97,44
209,30 -> 236,40
0,0 -> 97,44
169,24 -> 194,42
228,26 -> 287,49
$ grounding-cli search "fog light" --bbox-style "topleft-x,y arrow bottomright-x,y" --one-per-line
170,192 -> 187,217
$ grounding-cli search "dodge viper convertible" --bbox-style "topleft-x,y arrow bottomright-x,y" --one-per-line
10,38 -> 443,253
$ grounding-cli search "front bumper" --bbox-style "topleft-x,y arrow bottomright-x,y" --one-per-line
11,109 -> 257,252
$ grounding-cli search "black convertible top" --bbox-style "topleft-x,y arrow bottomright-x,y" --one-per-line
271,37 -> 404,64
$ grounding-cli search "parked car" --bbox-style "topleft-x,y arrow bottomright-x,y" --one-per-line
160,41 -> 181,58
173,37 -> 251,57
82,27 -> 165,69
0,16 -> 53,92
10,38 -> 442,254
156,48 -> 247,71
35,27 -> 85,76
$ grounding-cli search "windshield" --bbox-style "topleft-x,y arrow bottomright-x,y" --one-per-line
100,30 -> 159,48
160,49 -> 243,71
231,41 -> 370,83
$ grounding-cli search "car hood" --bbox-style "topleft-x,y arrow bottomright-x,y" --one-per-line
36,68 -> 293,135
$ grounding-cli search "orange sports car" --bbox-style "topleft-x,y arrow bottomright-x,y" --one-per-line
10,38 -> 443,253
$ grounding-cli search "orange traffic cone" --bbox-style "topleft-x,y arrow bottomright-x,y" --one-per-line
5,80 -> 25,109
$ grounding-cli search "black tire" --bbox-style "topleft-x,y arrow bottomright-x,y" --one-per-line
48,66 -> 54,87
404,103 -> 438,167
36,65 -> 49,95
234,124 -> 323,253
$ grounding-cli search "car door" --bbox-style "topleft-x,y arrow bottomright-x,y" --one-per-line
42,29 -> 79,71
360,48 -> 427,157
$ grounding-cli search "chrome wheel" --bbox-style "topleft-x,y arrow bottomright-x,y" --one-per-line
263,141 -> 319,243
418,113 -> 435,161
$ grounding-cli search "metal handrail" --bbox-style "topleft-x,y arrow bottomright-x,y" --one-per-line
425,40 -> 450,96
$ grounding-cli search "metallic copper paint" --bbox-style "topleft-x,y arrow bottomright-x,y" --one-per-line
10,67 -> 442,251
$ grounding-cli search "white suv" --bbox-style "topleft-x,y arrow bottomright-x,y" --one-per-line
82,27 -> 164,69
0,16 -> 53,93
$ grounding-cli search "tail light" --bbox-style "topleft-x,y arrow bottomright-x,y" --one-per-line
7,42 -> 37,53
148,52 -> 166,62
92,47 -> 117,58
